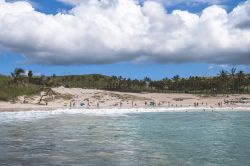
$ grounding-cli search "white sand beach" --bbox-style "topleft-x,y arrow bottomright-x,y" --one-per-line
0,87 -> 250,112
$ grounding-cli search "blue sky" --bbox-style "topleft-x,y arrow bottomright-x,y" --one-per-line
0,53 -> 248,80
0,0 -> 249,79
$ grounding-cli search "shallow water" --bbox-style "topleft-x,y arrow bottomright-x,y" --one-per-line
0,110 -> 250,166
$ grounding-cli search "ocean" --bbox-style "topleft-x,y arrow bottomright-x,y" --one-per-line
0,109 -> 250,166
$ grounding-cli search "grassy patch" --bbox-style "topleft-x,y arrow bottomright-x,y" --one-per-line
0,76 -> 43,101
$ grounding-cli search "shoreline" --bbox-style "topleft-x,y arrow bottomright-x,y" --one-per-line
1,106 -> 250,113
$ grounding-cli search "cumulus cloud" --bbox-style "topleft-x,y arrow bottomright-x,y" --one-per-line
56,0 -> 83,5
57,0 -> 228,6
149,0 -> 228,7
0,0 -> 250,65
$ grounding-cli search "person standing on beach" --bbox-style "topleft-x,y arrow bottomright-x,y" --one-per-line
87,99 -> 90,108
80,101 -> 84,107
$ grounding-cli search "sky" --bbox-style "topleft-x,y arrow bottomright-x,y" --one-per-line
0,0 -> 250,79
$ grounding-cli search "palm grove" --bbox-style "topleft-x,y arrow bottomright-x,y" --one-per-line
0,67 -> 250,101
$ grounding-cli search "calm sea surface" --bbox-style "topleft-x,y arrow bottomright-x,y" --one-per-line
0,110 -> 250,166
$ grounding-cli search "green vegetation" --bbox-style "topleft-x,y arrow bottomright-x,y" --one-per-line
0,68 -> 250,101
0,74 -> 42,101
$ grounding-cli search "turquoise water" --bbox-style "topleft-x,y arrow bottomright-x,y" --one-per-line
0,111 -> 250,166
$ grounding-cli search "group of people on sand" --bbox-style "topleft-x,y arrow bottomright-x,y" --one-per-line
194,102 -> 208,107
69,99 -> 98,109
194,102 -> 199,107
69,100 -> 89,109
218,102 -> 223,107
69,101 -> 76,109
66,99 -> 225,109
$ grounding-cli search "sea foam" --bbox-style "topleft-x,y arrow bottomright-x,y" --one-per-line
0,107 -> 249,123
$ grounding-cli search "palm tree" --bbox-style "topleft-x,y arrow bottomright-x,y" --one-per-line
11,68 -> 25,84
14,68 -> 25,77
230,67 -> 237,77
229,67 -> 237,92
172,75 -> 180,92
143,77 -> 151,90
28,70 -> 33,83
236,70 -> 245,93
218,70 -> 229,93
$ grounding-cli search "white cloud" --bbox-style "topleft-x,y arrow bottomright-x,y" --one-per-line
0,0 -> 250,65
56,0 -> 84,5
57,0 -> 228,6
144,0 -> 220,7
